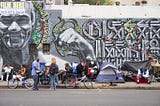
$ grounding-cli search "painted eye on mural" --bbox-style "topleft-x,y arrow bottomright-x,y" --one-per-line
15,15 -> 30,26
0,15 -> 30,26
0,16 -> 12,26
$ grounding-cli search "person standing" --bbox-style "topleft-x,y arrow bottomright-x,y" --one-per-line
49,57 -> 59,90
31,57 -> 41,91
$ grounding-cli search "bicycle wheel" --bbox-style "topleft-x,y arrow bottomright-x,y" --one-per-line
8,78 -> 18,89
65,77 -> 76,88
24,78 -> 34,89
83,78 -> 93,89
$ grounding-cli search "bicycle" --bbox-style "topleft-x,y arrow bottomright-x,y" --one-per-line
8,72 -> 34,89
65,72 -> 94,89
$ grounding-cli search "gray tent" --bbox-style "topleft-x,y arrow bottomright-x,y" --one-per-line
96,62 -> 124,83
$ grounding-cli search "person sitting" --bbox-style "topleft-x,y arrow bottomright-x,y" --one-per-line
65,63 -> 73,74
13,64 -> 27,81
45,67 -> 50,77
137,66 -> 151,84
2,64 -> 13,81
61,63 -> 72,84
76,62 -> 88,78
18,64 -> 26,78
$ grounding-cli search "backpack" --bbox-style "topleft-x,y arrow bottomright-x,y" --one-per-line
49,64 -> 58,75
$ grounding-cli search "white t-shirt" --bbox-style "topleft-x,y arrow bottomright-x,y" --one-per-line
4,66 -> 13,73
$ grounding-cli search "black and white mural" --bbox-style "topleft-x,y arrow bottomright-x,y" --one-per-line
52,18 -> 160,69
0,1 -> 160,72
0,1 -> 35,71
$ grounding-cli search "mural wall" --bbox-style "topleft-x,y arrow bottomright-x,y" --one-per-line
31,1 -> 49,45
0,1 -> 160,71
0,1 -> 34,70
52,18 -> 160,69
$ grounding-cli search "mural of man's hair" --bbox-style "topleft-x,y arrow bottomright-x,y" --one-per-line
26,1 -> 35,26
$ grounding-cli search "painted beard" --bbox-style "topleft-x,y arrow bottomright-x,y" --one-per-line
0,30 -> 31,49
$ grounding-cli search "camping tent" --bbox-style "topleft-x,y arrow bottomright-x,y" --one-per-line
96,62 -> 124,83
121,60 -> 153,82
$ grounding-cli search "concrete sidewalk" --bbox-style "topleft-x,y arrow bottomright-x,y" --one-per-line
0,80 -> 160,90
94,82 -> 160,89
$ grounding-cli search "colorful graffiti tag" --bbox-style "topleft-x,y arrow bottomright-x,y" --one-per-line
31,1 -> 49,45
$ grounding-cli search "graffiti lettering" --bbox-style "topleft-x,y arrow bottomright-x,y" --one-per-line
53,18 -> 160,68
83,20 -> 102,41
0,2 -> 24,9
13,2 -> 24,9
0,2 -> 11,9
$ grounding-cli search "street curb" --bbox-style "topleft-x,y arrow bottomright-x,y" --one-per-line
93,86 -> 160,90
1,85 -> 160,90
1,81 -> 160,90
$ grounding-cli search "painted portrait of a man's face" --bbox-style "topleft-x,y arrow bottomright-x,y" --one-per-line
0,13 -> 32,49
0,2 -> 35,70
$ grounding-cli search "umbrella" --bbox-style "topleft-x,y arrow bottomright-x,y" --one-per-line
152,61 -> 160,76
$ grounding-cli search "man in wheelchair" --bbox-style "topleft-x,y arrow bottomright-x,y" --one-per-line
137,66 -> 151,84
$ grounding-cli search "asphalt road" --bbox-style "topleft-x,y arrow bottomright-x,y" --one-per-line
0,89 -> 160,106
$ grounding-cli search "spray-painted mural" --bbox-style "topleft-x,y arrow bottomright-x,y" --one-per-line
0,1 -> 50,71
0,1 -> 34,70
0,1 -> 160,72
52,18 -> 160,69
31,1 -> 49,45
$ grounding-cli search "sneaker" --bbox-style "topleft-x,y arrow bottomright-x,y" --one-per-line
49,88 -> 53,90
147,81 -> 151,84
49,88 -> 56,91
32,88 -> 38,91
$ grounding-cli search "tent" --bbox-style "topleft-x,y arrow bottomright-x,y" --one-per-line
121,60 -> 153,82
96,62 -> 124,83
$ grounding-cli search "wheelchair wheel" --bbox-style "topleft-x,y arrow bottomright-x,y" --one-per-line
8,78 -> 18,89
24,78 -> 34,89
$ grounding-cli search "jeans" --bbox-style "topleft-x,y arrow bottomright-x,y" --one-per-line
55,74 -> 59,86
2,72 -> 10,81
50,74 -> 57,90
32,75 -> 39,90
